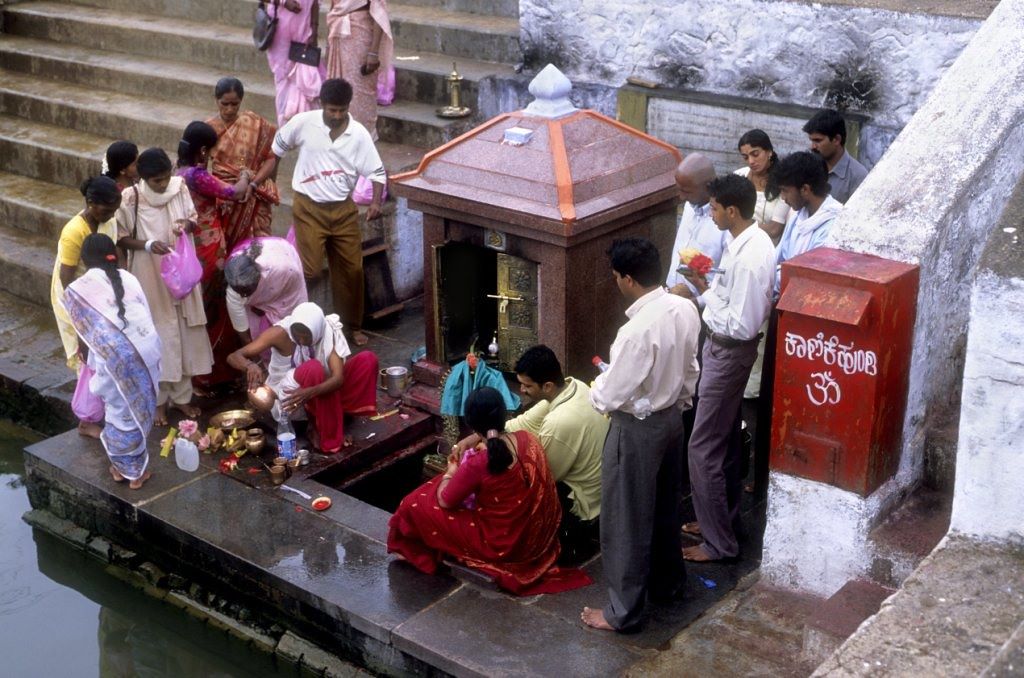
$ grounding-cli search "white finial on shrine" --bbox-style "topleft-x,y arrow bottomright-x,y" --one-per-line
523,64 -> 577,119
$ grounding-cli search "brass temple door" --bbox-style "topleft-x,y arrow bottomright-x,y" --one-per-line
495,253 -> 538,372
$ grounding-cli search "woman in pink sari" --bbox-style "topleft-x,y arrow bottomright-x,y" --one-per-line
326,0 -> 393,140
267,0 -> 324,126
224,237 -> 308,344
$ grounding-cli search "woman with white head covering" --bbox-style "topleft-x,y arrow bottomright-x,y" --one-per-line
227,301 -> 379,452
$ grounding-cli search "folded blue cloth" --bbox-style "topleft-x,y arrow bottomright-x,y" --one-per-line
440,359 -> 521,416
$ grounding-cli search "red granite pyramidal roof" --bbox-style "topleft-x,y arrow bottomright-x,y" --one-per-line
391,66 -> 680,229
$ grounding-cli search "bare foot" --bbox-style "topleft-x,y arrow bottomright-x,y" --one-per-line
580,606 -> 615,631
154,404 -> 169,427
128,471 -> 152,490
78,421 -> 103,439
171,402 -> 201,418
109,465 -> 126,483
682,544 -> 716,562
352,331 -> 369,347
681,521 -> 702,537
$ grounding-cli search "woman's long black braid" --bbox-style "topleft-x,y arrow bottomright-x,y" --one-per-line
80,233 -> 128,328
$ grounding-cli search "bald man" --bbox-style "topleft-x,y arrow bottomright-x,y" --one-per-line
666,154 -> 728,303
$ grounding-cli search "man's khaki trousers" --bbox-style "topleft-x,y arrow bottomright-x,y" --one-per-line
292,192 -> 364,332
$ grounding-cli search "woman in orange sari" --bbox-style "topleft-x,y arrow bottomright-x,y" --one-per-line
388,387 -> 592,595
206,78 -> 280,245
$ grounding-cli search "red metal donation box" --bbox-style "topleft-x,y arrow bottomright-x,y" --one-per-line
770,247 -> 919,496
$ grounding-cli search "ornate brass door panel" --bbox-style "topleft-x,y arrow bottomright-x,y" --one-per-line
495,253 -> 538,372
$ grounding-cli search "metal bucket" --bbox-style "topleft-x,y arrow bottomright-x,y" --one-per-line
385,366 -> 410,398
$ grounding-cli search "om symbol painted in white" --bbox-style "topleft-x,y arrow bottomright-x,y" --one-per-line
806,371 -> 841,406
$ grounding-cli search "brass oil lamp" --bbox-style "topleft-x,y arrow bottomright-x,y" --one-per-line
437,62 -> 472,119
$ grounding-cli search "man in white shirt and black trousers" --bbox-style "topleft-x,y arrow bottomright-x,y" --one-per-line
270,78 -> 387,347
681,174 -> 775,563
581,238 -> 701,633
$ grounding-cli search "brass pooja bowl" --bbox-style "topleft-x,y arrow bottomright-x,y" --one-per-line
269,465 -> 287,485
209,409 -> 256,431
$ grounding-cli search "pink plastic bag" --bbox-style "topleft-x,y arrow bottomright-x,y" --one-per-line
352,175 -> 387,206
377,65 -> 396,106
160,232 -> 203,300
72,364 -> 104,423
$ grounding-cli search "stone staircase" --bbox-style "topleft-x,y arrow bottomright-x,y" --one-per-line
0,0 -> 523,317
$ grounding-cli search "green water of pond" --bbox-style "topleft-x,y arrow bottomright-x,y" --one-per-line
0,420 -> 296,678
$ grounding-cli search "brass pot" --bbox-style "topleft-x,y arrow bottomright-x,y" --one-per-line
245,428 -> 265,455
248,386 -> 277,413
269,465 -> 287,485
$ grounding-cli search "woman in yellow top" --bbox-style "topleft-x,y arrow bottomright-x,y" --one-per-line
50,175 -> 122,438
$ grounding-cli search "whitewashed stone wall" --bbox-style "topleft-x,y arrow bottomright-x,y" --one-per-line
949,228 -> 1024,543
519,0 -> 980,166
760,0 -> 1024,595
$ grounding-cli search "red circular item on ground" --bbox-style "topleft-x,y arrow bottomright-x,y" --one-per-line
311,496 -> 332,511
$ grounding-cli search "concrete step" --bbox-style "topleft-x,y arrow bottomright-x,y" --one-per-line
391,49 -> 518,113
0,32 -> 503,148
402,0 -> 519,19
801,579 -> 895,665
3,2 -> 281,76
0,171 -> 83,240
867,486 -> 952,588
0,112 -> 107,188
389,3 -> 521,64
5,1 -> 520,72
377,99 -> 474,149
0,68 -> 207,154
0,222 -> 58,308
0,34 -> 279,123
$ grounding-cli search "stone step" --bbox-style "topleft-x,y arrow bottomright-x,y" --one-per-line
0,31 -> 516,121
0,222 -> 59,308
5,1 -> 520,72
0,112 -> 107,188
377,99 -> 474,149
3,2 -> 268,75
801,579 -> 895,665
0,34 -> 279,124
0,68 -> 426,180
0,36 -> 495,148
0,67 -> 208,155
389,3 -> 521,64
0,171 -> 84,240
404,0 -> 519,19
867,486 -> 952,588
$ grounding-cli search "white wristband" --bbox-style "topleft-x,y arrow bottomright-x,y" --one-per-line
144,239 -> 155,253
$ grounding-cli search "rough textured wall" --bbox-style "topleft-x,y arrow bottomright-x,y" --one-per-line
519,0 -> 979,166
950,226 -> 1024,542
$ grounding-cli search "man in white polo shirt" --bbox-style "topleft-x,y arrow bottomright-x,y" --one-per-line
270,78 -> 387,346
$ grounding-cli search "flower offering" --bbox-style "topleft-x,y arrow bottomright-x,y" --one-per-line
678,248 -> 714,276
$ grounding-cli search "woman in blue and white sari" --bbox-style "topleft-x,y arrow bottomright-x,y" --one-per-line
63,233 -> 162,489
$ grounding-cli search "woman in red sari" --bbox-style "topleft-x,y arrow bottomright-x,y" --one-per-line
207,78 -> 280,243
388,387 -> 592,595
176,121 -> 253,390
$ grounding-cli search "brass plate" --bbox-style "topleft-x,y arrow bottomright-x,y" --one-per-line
209,409 -> 256,431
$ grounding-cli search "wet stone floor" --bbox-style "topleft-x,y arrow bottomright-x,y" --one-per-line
17,296 -> 770,676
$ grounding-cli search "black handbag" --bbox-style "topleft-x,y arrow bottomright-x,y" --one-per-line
252,0 -> 279,51
288,41 -> 322,68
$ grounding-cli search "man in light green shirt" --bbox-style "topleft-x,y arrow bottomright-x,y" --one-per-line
454,345 -> 607,562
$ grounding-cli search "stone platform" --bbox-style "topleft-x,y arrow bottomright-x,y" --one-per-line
22,403 -> 767,676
